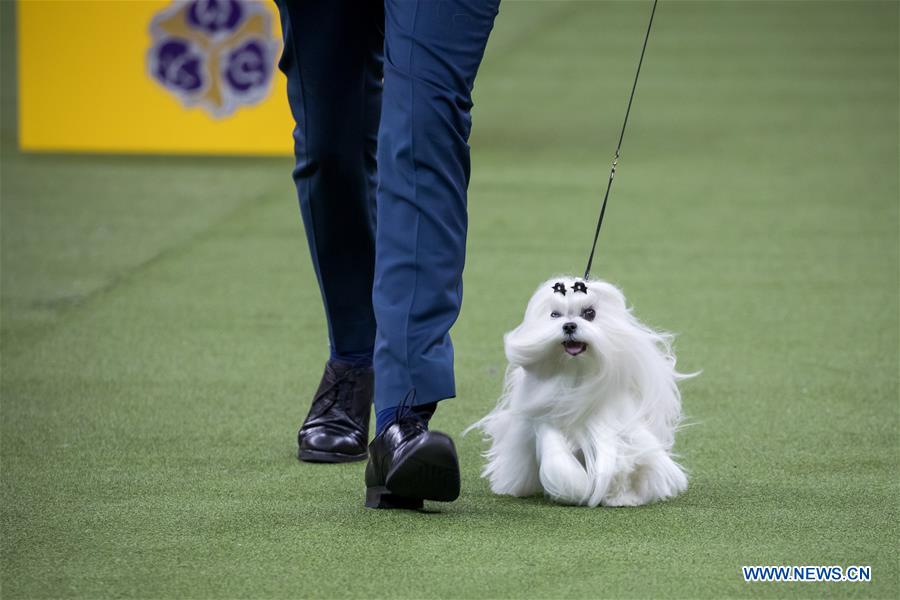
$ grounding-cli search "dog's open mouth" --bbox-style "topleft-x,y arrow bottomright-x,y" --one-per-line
562,340 -> 588,356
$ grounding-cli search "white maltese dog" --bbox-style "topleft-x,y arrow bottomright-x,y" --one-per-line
468,276 -> 693,507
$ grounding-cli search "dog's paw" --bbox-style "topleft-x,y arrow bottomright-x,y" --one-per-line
659,463 -> 688,497
539,456 -> 592,505
631,453 -> 688,502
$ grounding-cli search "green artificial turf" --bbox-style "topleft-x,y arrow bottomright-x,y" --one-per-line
2,1 -> 898,598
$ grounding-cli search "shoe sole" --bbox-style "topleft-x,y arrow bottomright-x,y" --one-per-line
369,432 -> 460,506
298,448 -> 368,463
365,486 -> 425,510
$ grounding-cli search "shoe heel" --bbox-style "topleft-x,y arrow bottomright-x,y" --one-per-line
365,486 -> 424,510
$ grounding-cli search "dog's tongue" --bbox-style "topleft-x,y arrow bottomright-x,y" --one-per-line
563,341 -> 587,356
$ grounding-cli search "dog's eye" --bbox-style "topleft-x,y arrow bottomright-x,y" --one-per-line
550,311 -> 562,318
581,308 -> 596,321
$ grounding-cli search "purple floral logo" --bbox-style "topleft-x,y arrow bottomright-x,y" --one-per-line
147,0 -> 280,118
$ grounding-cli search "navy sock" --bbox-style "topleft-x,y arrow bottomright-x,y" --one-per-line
329,348 -> 373,369
375,402 -> 438,435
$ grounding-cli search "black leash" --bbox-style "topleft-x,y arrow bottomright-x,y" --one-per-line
583,0 -> 659,280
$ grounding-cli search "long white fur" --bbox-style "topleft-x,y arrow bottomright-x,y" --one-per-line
467,276 -> 694,507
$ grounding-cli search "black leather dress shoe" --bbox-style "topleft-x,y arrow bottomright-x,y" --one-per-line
364,415 -> 461,509
297,361 -> 373,463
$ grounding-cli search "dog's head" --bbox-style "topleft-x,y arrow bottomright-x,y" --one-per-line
503,276 -> 633,375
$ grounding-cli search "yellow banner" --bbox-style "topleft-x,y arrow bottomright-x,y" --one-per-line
17,0 -> 294,155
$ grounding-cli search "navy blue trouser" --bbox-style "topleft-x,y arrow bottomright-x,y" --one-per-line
275,0 -> 500,412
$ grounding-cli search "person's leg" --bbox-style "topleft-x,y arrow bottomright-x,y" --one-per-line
364,0 -> 500,509
275,0 -> 384,462
373,0 -> 501,429
276,0 -> 383,365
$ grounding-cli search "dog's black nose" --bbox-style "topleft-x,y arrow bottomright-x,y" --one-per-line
563,322 -> 577,335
